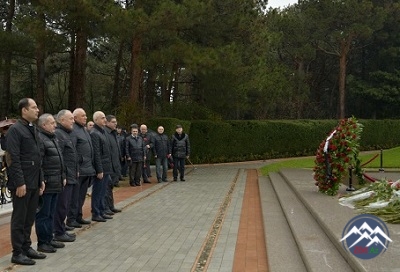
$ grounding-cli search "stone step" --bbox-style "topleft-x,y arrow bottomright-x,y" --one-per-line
258,176 -> 307,272
279,168 -> 400,272
269,171 -> 354,272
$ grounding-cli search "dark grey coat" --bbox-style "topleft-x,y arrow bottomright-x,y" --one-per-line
104,126 -> 122,177
90,124 -> 112,175
54,124 -> 79,185
71,122 -> 95,177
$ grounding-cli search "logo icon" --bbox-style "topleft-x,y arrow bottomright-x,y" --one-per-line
340,214 -> 392,259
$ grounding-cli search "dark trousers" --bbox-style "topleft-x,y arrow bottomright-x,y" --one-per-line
10,188 -> 39,256
144,159 -> 151,177
67,175 -> 92,223
91,174 -> 109,217
35,193 -> 58,246
53,184 -> 74,236
173,158 -> 186,179
155,157 -> 168,181
129,161 -> 143,185
120,159 -> 128,177
105,175 -> 117,211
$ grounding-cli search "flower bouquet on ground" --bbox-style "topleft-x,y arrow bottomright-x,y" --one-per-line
339,179 -> 400,224
313,117 -> 364,196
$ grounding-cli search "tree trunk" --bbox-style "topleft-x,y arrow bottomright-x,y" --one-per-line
68,32 -> 76,110
0,0 -> 15,119
145,69 -> 156,114
35,12 -> 46,113
128,35 -> 142,104
72,28 -> 87,109
338,39 -> 351,119
112,40 -> 124,108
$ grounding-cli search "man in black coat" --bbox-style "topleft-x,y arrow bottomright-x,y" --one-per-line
104,115 -> 122,214
90,111 -> 113,222
6,98 -> 46,265
35,114 -> 66,253
126,124 -> 146,186
171,125 -> 191,181
139,124 -> 153,183
67,108 -> 96,227
152,126 -> 171,183
53,110 -> 78,243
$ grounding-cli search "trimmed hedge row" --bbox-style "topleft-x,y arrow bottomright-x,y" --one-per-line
146,118 -> 400,164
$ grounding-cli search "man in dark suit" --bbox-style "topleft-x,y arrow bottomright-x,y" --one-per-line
90,111 -> 113,222
67,108 -> 95,227
6,98 -> 46,265
53,110 -> 78,243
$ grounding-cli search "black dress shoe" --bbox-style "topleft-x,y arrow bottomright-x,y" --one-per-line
65,225 -> 75,231
54,233 -> 75,242
67,221 -> 82,228
37,243 -> 56,253
66,232 -> 76,238
180,178 -> 185,181
104,210 -> 115,215
92,216 -> 106,222
111,208 -> 122,213
25,248 -> 46,259
50,240 -> 65,248
143,180 -> 151,184
11,253 -> 35,265
77,218 -> 91,225
102,214 -> 113,219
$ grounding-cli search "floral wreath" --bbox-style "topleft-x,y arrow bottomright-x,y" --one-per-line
313,117 -> 364,196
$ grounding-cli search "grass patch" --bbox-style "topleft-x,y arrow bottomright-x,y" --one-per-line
260,147 -> 400,176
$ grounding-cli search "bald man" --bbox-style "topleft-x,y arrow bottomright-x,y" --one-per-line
66,108 -> 96,227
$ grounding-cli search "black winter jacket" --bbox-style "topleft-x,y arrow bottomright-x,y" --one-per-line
71,122 -> 95,177
125,135 -> 145,162
171,132 -> 190,159
6,119 -> 43,190
55,124 -> 79,185
104,126 -> 122,177
90,124 -> 112,175
152,133 -> 171,158
39,128 -> 65,193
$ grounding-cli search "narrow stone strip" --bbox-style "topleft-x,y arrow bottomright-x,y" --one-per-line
191,169 -> 241,272
233,169 -> 269,271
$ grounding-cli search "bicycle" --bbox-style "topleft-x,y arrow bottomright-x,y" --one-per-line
0,167 -> 12,206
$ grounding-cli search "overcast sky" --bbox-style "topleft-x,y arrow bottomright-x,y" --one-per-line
268,0 -> 297,9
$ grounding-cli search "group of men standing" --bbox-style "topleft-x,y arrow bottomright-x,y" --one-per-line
124,124 -> 191,185
3,97 -> 191,266
4,98 -> 122,266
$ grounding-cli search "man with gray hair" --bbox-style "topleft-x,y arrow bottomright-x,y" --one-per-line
66,108 -> 95,228
53,110 -> 78,243
35,114 -> 66,253
90,111 -> 113,222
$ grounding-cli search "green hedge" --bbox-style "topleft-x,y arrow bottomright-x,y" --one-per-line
146,118 -> 400,164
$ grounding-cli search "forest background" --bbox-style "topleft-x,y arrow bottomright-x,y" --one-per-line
0,0 -> 399,128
